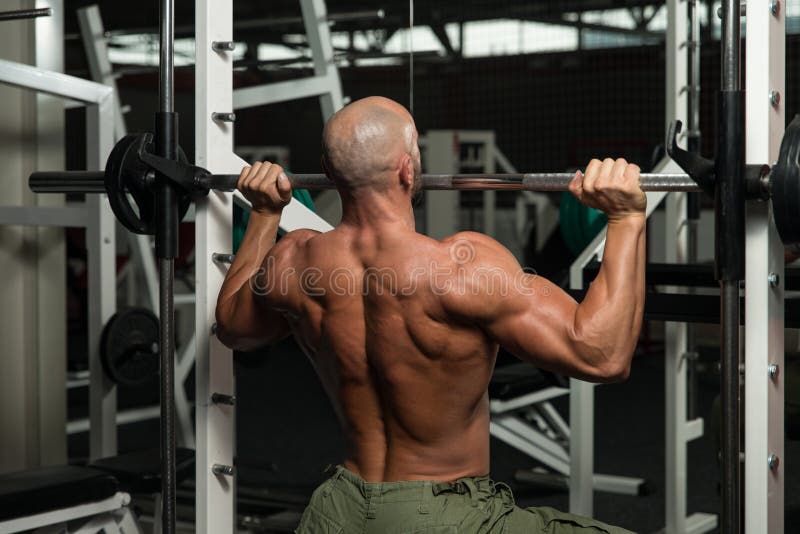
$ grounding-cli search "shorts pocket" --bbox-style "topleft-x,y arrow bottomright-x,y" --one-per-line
294,506 -> 343,534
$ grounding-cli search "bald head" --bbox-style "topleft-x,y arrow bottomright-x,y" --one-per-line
322,96 -> 419,193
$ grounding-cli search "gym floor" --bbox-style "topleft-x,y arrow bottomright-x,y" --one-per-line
68,333 -> 800,533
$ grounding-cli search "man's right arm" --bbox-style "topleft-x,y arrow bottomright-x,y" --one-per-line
444,158 -> 646,383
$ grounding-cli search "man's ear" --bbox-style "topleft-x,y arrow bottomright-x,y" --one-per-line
399,154 -> 413,191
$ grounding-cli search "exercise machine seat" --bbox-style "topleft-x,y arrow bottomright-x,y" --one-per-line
0,465 -> 117,520
89,447 -> 195,494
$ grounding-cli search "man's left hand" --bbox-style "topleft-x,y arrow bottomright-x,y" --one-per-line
237,161 -> 293,215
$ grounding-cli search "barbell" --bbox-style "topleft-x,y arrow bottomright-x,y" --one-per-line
29,170 -> 702,193
29,115 -> 800,245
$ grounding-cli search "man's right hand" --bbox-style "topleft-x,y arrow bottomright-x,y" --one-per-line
237,161 -> 293,215
568,158 -> 646,222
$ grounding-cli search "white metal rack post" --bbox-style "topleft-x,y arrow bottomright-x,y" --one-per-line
195,0 -> 335,531
662,0 -> 716,532
195,1 -> 237,530
744,3 -> 785,533
0,59 -> 117,460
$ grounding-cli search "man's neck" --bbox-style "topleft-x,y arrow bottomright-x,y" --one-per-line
339,189 -> 416,232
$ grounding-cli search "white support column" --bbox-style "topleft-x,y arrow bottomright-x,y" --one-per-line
663,0 -> 710,532
482,133 -> 496,237
665,0 -> 688,135
300,0 -> 344,119
34,0 -> 67,467
85,94 -> 117,460
425,131 -> 460,239
195,0 -> 235,531
745,3 -> 784,533
567,378 -> 594,515
664,190 -> 688,534
77,4 -> 127,139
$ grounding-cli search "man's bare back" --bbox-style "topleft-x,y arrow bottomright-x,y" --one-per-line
216,96 -> 646,496
253,225 -> 511,482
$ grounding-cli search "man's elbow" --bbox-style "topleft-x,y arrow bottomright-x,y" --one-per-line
570,328 -> 632,383
214,322 -> 261,352
214,304 -> 242,351
589,353 -> 632,383
214,319 -> 237,350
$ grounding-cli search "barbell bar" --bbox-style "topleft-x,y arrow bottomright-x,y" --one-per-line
30,115 -> 800,243
30,170 -> 703,194
0,8 -> 53,22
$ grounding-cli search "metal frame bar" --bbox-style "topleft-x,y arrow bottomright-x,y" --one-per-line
744,2 -> 785,533
0,7 -> 52,22
0,58 -> 111,103
489,387 -> 568,413
233,73 -> 340,110
0,492 -> 129,533
34,0 -> 69,468
0,58 -> 117,461
491,417 -> 570,473
662,1 -> 715,532
299,0 -> 342,119
85,94 -> 117,461
77,5 -> 127,140
232,0 -> 343,118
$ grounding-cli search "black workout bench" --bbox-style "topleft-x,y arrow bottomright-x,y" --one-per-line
0,448 -> 193,534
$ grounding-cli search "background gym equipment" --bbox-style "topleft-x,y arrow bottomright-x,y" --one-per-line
22,0 -> 789,533
100,308 -> 160,388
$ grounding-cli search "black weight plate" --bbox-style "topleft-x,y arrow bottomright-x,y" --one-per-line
105,133 -> 156,235
100,307 -> 159,387
773,114 -> 800,246
105,133 -> 192,235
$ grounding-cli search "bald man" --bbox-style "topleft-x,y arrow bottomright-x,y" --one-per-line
216,96 -> 644,533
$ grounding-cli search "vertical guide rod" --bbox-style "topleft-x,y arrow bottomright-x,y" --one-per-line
686,0 -> 701,421
157,0 -> 178,533
159,0 -> 174,113
719,0 -> 744,532
158,258 -> 176,534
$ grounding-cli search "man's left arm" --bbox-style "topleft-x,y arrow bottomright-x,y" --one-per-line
215,161 -> 293,351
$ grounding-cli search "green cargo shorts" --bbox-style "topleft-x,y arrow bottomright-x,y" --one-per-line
295,466 -> 634,533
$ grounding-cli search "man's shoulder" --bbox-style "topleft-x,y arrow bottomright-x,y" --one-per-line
264,229 -> 321,278
281,228 -> 322,245
272,228 -> 321,255
439,231 -> 510,265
